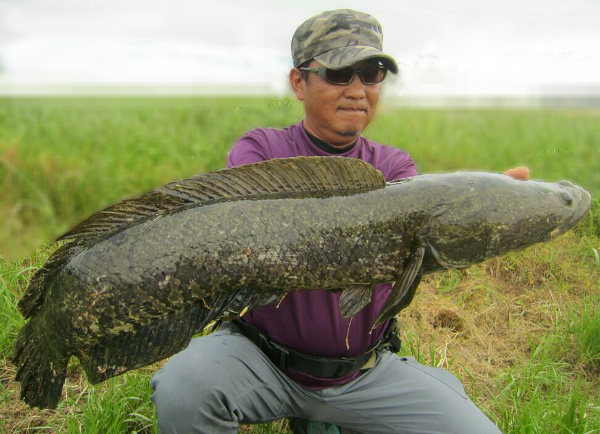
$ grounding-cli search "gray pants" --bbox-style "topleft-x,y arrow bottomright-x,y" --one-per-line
150,323 -> 501,434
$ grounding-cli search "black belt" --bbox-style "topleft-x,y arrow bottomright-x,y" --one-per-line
230,318 -> 401,379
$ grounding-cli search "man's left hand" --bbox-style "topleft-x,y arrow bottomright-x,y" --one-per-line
503,166 -> 530,181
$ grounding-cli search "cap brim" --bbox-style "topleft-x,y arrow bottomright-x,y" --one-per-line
314,46 -> 398,74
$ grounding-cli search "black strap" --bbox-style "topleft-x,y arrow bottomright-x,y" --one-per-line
231,318 -> 401,379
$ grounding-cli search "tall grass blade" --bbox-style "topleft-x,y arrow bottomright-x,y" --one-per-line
592,248 -> 600,268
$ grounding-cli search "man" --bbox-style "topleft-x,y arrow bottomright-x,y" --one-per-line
150,9 -> 528,433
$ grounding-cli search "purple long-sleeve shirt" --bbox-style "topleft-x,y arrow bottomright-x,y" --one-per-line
226,121 -> 417,389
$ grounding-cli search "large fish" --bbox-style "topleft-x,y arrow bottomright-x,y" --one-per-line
12,156 -> 591,409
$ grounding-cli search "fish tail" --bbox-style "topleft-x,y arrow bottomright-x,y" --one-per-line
11,322 -> 68,409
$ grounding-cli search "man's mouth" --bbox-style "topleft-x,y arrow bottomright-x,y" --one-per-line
339,107 -> 366,113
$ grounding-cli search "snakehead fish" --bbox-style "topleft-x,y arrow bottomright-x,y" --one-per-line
12,156 -> 591,409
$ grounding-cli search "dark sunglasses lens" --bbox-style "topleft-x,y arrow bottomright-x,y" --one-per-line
325,68 -> 355,84
360,66 -> 386,84
324,66 -> 386,84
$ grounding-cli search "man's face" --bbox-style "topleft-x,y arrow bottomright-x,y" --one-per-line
290,59 -> 383,147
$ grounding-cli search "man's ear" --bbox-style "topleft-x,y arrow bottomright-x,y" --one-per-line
289,68 -> 305,101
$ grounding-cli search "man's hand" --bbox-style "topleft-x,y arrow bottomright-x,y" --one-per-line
503,166 -> 530,181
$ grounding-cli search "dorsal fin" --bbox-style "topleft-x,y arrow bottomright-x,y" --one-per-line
58,156 -> 385,245
19,157 -> 384,318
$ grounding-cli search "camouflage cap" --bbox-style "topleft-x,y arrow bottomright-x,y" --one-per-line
291,9 -> 398,74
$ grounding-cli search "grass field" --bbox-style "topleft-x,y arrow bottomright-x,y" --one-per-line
0,97 -> 599,433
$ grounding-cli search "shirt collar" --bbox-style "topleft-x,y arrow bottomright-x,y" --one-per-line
303,128 -> 358,154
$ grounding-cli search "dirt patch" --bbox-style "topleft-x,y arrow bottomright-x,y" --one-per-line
433,309 -> 464,332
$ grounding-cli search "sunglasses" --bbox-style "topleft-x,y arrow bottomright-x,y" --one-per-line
299,64 -> 388,85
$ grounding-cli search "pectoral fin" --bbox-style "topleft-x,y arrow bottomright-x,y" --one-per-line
427,240 -> 470,269
339,285 -> 374,318
371,245 -> 426,330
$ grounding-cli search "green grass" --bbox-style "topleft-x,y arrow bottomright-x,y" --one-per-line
59,372 -> 159,434
569,298 -> 600,370
0,97 -> 599,433
486,267 -> 600,433
0,256 -> 32,356
492,333 -> 600,434
398,327 -> 455,369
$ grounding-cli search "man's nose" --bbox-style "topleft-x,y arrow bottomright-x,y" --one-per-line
344,74 -> 367,98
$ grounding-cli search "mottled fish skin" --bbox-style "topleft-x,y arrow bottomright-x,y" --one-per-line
42,187 -> 410,348
11,157 -> 591,409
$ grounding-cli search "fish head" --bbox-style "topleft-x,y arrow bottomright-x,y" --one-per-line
422,173 -> 592,270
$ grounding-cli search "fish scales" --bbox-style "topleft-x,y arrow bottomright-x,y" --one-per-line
11,156 -> 591,409
53,188 -> 409,341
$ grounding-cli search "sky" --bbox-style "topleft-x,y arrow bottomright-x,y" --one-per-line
0,0 -> 599,97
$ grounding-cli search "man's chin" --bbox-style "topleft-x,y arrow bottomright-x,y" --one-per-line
335,128 -> 362,138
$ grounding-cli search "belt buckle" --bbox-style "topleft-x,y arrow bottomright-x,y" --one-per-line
361,352 -> 378,370
331,357 -> 356,378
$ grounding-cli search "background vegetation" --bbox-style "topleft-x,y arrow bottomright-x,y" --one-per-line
0,97 -> 599,433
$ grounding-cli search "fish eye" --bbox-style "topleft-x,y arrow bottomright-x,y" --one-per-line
560,191 -> 573,207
